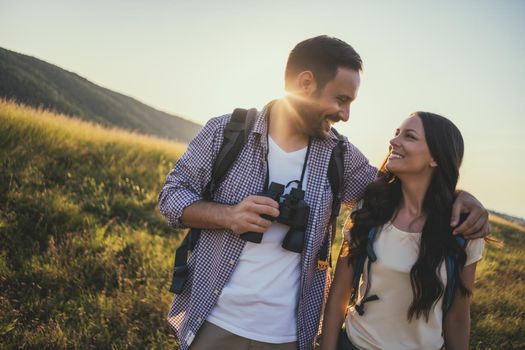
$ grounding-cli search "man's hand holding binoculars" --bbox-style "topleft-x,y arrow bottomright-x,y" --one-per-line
226,195 -> 280,235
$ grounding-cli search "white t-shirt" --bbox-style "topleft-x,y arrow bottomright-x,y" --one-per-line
345,222 -> 484,350
206,136 -> 308,343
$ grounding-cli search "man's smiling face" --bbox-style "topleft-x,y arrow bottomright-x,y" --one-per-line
300,67 -> 360,139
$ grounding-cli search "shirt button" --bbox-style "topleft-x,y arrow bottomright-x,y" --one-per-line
214,289 -> 220,295
197,317 -> 202,323
229,259 -> 235,265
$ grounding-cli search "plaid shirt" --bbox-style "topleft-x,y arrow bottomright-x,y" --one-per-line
158,104 -> 377,350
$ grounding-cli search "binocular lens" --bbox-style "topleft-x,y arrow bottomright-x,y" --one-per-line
282,228 -> 305,253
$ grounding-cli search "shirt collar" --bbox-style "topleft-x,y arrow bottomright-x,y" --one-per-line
251,102 -> 271,136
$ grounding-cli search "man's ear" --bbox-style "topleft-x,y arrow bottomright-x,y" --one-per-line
296,71 -> 317,96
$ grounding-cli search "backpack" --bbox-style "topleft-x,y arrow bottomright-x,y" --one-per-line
169,107 -> 346,294
350,224 -> 468,317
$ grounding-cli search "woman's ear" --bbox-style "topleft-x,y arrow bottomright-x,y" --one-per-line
430,159 -> 438,168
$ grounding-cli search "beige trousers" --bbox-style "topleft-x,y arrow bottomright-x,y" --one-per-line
189,321 -> 298,350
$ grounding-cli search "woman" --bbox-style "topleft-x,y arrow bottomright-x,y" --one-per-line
321,112 -> 484,350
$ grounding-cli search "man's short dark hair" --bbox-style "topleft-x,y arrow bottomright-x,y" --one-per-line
285,35 -> 362,91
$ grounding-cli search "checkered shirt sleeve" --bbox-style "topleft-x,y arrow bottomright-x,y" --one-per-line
158,115 -> 229,228
341,137 -> 378,208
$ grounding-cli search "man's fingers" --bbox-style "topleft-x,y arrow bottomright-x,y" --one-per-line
450,201 -> 462,227
451,190 -> 489,238
242,223 -> 268,234
237,212 -> 272,231
453,210 -> 480,235
231,215 -> 271,234
469,222 -> 492,240
453,209 -> 484,236
229,196 -> 279,235
244,211 -> 274,232
251,202 -> 280,218
239,195 -> 279,217
250,214 -> 273,229
248,195 -> 279,209
461,222 -> 488,239
462,219 -> 485,237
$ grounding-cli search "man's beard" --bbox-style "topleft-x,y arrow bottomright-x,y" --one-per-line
294,99 -> 338,139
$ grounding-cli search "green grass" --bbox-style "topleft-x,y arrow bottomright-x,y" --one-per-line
0,100 -> 185,349
470,215 -> 525,349
1,100 -> 524,349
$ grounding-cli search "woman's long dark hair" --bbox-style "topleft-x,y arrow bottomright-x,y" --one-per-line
347,111 -> 470,321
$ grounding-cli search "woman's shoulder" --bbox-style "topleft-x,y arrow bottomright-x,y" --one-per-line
465,237 -> 484,266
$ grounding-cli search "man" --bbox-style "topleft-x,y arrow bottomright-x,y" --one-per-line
158,36 -> 489,350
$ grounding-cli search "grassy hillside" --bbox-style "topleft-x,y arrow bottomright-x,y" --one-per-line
1,100 -> 523,349
470,214 -> 525,349
0,47 -> 201,143
0,100 -> 186,348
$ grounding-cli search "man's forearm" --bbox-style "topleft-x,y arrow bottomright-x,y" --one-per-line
181,200 -> 232,230
181,195 -> 278,235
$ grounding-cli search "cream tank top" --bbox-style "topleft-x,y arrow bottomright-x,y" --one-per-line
344,222 -> 484,350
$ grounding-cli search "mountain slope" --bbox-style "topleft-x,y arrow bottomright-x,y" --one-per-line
0,47 -> 201,143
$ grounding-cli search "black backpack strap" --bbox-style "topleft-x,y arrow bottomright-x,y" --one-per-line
352,226 -> 380,316
169,108 -> 257,294
351,227 -> 378,302
168,230 -> 193,293
328,129 -> 345,228
207,108 -> 257,196
317,129 -> 345,270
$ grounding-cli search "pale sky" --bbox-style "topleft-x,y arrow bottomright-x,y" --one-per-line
1,0 -> 524,218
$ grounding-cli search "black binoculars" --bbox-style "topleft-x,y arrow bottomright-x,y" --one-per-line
240,182 -> 310,253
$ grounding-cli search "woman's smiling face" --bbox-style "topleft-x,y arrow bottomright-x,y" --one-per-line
386,114 -> 437,177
